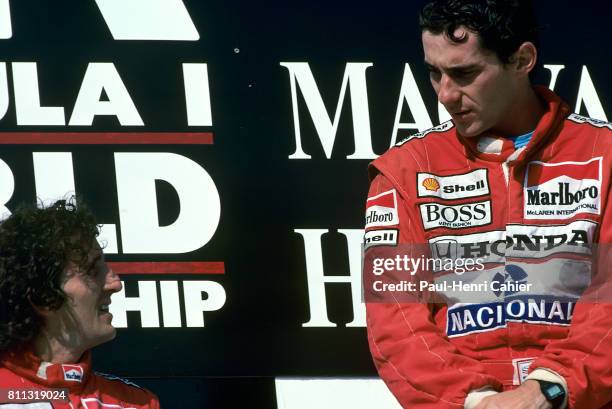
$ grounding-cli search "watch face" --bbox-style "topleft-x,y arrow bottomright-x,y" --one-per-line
546,384 -> 564,399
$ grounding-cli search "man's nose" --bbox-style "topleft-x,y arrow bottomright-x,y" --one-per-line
104,266 -> 123,293
437,74 -> 460,108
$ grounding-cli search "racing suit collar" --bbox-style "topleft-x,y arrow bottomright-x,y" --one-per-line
458,86 -> 570,164
1,348 -> 92,391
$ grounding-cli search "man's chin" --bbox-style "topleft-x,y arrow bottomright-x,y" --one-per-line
93,328 -> 117,348
455,122 -> 483,138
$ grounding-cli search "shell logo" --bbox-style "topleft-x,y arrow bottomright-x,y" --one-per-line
422,177 -> 440,192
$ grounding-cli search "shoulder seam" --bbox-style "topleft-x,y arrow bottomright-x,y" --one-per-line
94,371 -> 145,390
566,113 -> 612,130
395,120 -> 455,146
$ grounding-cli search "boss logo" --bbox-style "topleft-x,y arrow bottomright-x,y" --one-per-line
420,201 -> 491,230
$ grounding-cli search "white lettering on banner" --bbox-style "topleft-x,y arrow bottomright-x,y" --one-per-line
93,0 -> 199,41
390,63 -> 433,146
33,152 -> 76,205
544,64 -> 608,121
281,62 -> 376,160
13,62 -> 66,125
160,281 -> 182,327
111,281 -> 160,327
0,63 -> 7,118
110,281 -> 226,328
575,66 -> 608,121
31,152 -> 119,253
544,64 -> 565,91
183,63 -> 213,126
0,0 -> 12,39
114,152 -> 221,253
183,281 -> 226,327
0,158 -> 14,220
275,378 -> 402,409
69,63 -> 143,126
296,229 -> 365,328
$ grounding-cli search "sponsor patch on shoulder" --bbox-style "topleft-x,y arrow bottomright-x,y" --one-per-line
417,169 -> 489,200
364,229 -> 398,248
365,189 -> 398,228
524,157 -> 601,220
396,121 -> 454,146
567,113 -> 612,130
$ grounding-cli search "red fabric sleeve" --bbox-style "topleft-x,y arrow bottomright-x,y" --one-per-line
365,173 -> 503,409
529,142 -> 612,409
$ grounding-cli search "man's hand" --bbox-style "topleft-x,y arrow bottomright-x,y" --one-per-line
473,380 -> 552,409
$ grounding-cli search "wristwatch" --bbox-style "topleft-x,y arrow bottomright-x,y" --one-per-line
535,380 -> 565,409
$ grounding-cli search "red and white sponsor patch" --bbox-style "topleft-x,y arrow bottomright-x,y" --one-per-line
365,189 -> 398,229
62,364 -> 84,382
363,229 -> 398,248
513,358 -> 534,385
524,157 -> 601,220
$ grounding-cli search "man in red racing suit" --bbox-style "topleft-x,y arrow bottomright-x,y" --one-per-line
364,1 -> 612,408
0,350 -> 159,409
0,200 -> 160,409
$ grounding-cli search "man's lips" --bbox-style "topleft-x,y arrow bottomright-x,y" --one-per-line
452,110 -> 472,121
98,299 -> 112,313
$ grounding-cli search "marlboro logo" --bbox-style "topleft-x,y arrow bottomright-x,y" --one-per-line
524,158 -> 601,220
62,364 -> 84,382
365,189 -> 398,228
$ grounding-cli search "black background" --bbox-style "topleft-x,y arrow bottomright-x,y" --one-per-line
0,1 -> 610,408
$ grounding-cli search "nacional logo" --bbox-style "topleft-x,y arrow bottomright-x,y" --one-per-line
524,158 -> 601,220
62,364 -> 84,382
446,297 -> 575,337
363,229 -> 398,248
419,200 -> 491,230
417,169 -> 489,200
365,189 -> 399,229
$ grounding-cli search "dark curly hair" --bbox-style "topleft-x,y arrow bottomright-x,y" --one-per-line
419,0 -> 539,64
0,198 -> 100,352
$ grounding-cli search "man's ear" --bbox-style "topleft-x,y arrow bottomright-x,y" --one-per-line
513,41 -> 538,76
28,294 -> 54,318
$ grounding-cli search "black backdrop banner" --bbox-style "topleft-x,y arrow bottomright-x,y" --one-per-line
0,1 -> 609,408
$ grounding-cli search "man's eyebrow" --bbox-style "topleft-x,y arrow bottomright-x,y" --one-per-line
424,61 -> 479,71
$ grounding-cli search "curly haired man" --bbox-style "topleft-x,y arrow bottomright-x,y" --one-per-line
0,199 -> 160,409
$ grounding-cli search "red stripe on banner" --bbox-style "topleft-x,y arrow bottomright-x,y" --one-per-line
527,160 -> 599,187
108,262 -> 225,275
0,132 -> 214,144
